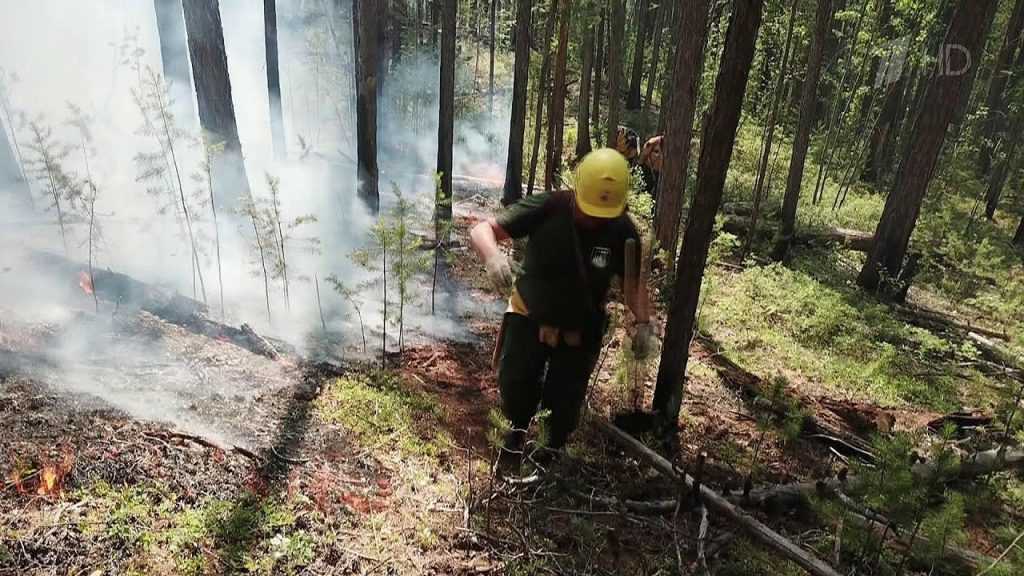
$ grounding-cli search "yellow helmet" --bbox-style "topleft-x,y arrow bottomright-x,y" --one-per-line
575,148 -> 630,219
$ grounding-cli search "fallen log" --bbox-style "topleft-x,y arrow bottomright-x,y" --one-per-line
894,305 -> 1009,342
742,446 -> 1024,512
694,337 -> 877,461
721,216 -> 874,253
595,417 -> 844,576
968,333 -> 1024,376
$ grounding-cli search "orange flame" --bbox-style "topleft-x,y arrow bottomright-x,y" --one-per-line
23,450 -> 75,498
78,271 -> 94,295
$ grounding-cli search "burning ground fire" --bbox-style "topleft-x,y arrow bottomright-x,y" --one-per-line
6,449 -> 75,498
77,271 -> 94,295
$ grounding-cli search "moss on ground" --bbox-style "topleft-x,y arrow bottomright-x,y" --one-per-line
315,371 -> 453,459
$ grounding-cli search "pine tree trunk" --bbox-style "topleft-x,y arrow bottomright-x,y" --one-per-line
489,0 -> 497,117
544,0 -> 572,191
353,0 -> 381,212
577,23 -> 595,159
653,0 -> 712,262
526,2 -> 558,195
653,0 -> 765,426
0,118 -> 30,208
182,0 -> 251,212
154,0 -> 194,126
431,0 -> 440,53
391,0 -> 405,67
437,0 -> 456,228
626,0 -> 650,111
985,134 -> 1019,220
747,0 -> 798,253
265,0 -> 286,160
642,2 -> 665,115
593,10 -> 605,133
774,0 -> 834,259
502,0 -> 531,205
605,0 -> 626,146
858,0 -> 993,293
1014,213 -> 1024,246
977,0 -> 1024,176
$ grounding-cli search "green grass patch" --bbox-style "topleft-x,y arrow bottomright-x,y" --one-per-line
703,252 -> 998,410
68,481 -> 316,575
316,371 -> 451,459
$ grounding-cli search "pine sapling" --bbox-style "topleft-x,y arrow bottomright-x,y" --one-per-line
133,68 -> 206,304
24,119 -> 79,256
0,68 -> 30,206
241,195 -> 274,324
264,172 -> 318,312
194,135 -> 227,320
66,103 -> 100,313
325,275 -> 368,354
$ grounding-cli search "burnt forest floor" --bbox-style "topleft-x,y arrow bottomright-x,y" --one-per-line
2,184 -> 1024,575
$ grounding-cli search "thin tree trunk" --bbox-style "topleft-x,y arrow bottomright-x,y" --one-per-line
489,0 -> 497,117
353,0 -> 381,212
437,0 -> 457,228
774,0 -> 834,260
182,0 -> 252,212
0,117 -> 30,208
605,0 -> 626,146
526,1 -> 558,195
653,0 -> 712,263
502,0 -> 532,205
746,0 -> 798,255
154,0 -> 194,127
653,0 -> 765,426
1015,213 -> 1024,246
858,0 -> 994,293
977,0 -> 1024,176
544,0 -> 572,191
642,1 -> 665,115
626,0 -> 650,110
985,133 -> 1020,220
265,0 -> 286,160
593,10 -> 606,134
577,23 -> 595,159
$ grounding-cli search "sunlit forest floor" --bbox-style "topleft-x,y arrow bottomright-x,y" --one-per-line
3,124 -> 1024,574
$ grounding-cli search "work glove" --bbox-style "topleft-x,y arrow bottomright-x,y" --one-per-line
485,252 -> 515,294
631,323 -> 656,360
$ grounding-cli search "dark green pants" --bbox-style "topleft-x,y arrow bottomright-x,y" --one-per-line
497,313 -> 601,449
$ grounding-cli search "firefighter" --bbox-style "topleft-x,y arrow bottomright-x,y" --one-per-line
470,148 -> 656,476
638,135 -> 664,199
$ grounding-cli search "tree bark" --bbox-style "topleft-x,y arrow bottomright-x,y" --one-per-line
985,131 -> 1020,220
501,0 -> 532,206
265,0 -> 286,160
353,0 -> 381,212
182,0 -> 252,212
437,0 -> 457,228
626,0 -> 650,110
0,116 -> 30,208
544,0 -> 572,191
526,1 -> 558,195
858,0 -> 994,293
774,0 -> 834,260
653,0 -> 764,426
977,0 -> 1024,177
154,0 -> 194,127
605,0 -> 626,146
593,10 -> 605,133
1015,212 -> 1024,247
576,23 -> 595,159
652,0 -> 712,262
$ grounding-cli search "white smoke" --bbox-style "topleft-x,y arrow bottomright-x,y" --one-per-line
0,0 -> 510,351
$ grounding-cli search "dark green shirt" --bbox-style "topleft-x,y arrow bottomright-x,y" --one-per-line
497,191 -> 640,335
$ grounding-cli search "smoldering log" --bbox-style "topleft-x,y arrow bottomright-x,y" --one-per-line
25,249 -> 288,360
